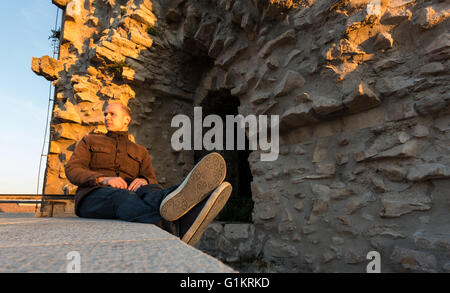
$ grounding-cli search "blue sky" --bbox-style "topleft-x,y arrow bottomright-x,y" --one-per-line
0,2 -> 60,194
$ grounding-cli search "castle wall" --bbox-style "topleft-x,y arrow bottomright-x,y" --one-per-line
33,0 -> 450,272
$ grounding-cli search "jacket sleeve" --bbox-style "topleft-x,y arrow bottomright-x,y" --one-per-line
138,150 -> 159,185
65,135 -> 106,187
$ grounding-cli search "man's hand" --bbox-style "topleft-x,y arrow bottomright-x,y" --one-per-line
98,177 -> 128,189
128,178 -> 148,192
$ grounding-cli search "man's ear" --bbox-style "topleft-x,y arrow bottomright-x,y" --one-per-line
125,115 -> 132,126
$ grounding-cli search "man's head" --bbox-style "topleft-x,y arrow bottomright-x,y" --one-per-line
103,102 -> 132,132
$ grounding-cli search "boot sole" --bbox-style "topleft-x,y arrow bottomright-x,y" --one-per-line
182,182 -> 232,246
160,152 -> 226,221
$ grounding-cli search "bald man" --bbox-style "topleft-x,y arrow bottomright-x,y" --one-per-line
65,102 -> 231,245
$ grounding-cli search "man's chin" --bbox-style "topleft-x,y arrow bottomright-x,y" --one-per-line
106,125 -> 127,132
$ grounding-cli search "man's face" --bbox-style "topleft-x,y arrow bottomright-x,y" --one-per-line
104,103 -> 131,132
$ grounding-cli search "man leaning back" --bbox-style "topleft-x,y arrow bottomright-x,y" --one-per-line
64,102 -> 232,245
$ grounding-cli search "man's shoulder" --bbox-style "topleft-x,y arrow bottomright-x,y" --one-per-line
79,133 -> 115,148
82,133 -> 107,142
128,139 -> 148,153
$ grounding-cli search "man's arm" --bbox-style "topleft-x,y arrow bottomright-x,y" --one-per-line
65,135 -> 106,187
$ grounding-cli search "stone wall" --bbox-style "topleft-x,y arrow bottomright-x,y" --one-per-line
32,0 -> 450,272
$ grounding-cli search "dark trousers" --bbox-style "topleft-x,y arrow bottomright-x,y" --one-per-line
78,184 -> 180,226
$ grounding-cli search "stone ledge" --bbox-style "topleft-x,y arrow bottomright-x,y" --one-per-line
0,213 -> 236,273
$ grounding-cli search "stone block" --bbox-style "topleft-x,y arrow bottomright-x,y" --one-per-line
75,91 -> 100,103
263,238 -> 298,258
406,163 -> 450,181
31,56 -> 64,81
65,0 -> 82,21
331,186 -> 355,200
294,8 -> 313,29
354,147 -> 378,162
344,248 -> 365,264
373,139 -> 419,159
380,188 -> 431,218
311,183 -> 331,198
258,29 -> 296,58
414,95 -> 447,115
413,4 -> 450,29
424,32 -> 450,61
274,70 -> 305,98
340,107 -> 383,132
311,194 -> 330,216
208,32 -> 225,58
411,124 -> 429,137
343,82 -> 381,114
376,76 -> 416,97
130,7 -> 157,27
252,203 -> 276,222
53,101 -> 81,124
419,62 -> 445,75
312,138 -> 329,163
366,225 -> 406,239
224,224 -> 253,240
250,91 -> 271,105
250,184 -> 280,203
390,247 -> 438,272
95,43 -> 126,63
194,18 -> 218,50
378,164 -> 407,181
215,39 -> 248,68
52,0 -> 68,9
372,57 -> 403,73
38,199 -> 75,217
385,101 -> 417,121
388,0 -> 415,9
346,191 -> 373,214
312,96 -> 343,116
374,32 -> 394,50
279,103 -> 317,130
129,29 -> 154,48
322,39 -> 365,61
413,230 -> 450,251
315,161 -> 336,175
381,9 -> 412,25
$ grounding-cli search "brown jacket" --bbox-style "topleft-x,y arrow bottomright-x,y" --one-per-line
65,131 -> 158,215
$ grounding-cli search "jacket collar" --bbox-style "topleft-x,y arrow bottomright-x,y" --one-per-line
106,130 -> 129,139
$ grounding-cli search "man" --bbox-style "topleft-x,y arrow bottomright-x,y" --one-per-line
65,102 -> 231,246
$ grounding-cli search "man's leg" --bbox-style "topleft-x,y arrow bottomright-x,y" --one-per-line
135,183 -> 180,232
78,186 -> 168,224
135,183 -> 179,213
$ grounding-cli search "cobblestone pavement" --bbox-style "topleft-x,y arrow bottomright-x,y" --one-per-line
0,213 -> 236,273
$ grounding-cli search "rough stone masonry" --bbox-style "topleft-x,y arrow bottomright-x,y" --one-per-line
32,0 -> 450,272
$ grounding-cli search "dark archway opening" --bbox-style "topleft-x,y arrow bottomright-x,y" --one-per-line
194,89 -> 253,223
